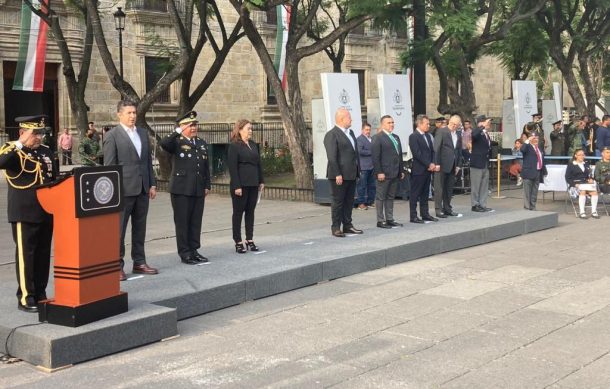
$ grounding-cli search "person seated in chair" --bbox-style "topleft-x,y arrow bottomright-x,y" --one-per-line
594,146 -> 610,194
510,139 -> 523,186
565,148 -> 599,219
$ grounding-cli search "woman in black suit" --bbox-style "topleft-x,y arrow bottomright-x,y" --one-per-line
565,148 -> 599,219
228,119 -> 265,253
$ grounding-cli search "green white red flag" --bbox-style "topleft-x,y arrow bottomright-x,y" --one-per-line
273,5 -> 291,90
13,0 -> 49,92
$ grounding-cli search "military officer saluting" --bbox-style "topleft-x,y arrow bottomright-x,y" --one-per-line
0,115 -> 57,312
160,111 -> 211,264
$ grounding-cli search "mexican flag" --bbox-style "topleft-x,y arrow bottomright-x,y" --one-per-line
13,0 -> 49,92
273,5 -> 291,91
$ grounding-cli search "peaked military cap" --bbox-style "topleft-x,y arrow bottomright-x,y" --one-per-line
15,115 -> 48,134
552,120 -> 562,126
532,112 -> 542,117
177,111 -> 198,125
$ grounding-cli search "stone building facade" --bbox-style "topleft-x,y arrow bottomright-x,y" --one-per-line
0,0 -> 511,133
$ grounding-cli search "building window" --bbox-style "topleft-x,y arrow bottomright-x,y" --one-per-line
266,9 -> 277,25
126,0 -> 167,12
266,79 -> 277,105
351,69 -> 365,106
145,57 -> 171,103
350,23 -> 366,36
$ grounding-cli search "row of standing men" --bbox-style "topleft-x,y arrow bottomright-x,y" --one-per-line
323,109 -> 548,238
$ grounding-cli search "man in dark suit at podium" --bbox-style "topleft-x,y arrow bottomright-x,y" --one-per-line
324,108 -> 363,237
0,115 -> 57,312
104,100 -> 158,281
160,111 -> 211,264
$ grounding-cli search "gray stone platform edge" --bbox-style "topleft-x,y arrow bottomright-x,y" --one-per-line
1,212 -> 558,370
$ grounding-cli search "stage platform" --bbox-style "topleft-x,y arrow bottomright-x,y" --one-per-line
0,197 -> 557,370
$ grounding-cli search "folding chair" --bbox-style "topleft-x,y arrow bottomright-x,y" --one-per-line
565,184 -> 609,217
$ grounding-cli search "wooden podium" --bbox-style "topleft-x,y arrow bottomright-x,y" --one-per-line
36,166 -> 127,327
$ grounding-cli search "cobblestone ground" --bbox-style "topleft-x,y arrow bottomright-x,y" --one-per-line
1,174 -> 609,388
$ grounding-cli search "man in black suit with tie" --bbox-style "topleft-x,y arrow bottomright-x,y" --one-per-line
160,111 -> 211,264
409,115 -> 438,224
433,114 -> 463,218
104,100 -> 159,280
324,108 -> 363,237
372,115 -> 404,228
470,115 -> 493,212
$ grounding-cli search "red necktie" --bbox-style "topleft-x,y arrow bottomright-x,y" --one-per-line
534,146 -> 542,170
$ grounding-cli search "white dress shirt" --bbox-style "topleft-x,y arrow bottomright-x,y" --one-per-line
120,123 -> 142,157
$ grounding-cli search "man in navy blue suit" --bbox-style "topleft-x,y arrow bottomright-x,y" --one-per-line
520,132 -> 547,210
408,115 -> 438,223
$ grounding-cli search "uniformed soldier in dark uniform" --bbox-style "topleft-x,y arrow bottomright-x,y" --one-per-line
0,115 -> 57,312
160,111 -> 211,264
523,112 -> 545,151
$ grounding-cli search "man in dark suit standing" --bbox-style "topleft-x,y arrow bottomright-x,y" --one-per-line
104,100 -> 158,281
520,134 -> 547,210
324,108 -> 363,237
433,114 -> 463,218
409,115 -> 438,224
160,111 -> 210,265
470,115 -> 493,212
356,122 -> 375,210
372,115 -> 404,228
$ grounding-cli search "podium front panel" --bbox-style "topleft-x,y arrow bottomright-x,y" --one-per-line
74,166 -> 123,218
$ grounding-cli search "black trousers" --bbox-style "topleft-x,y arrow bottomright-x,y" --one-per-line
171,193 -> 205,258
12,219 -> 53,306
434,170 -> 456,214
231,186 -> 258,243
120,192 -> 149,268
410,173 -> 432,219
329,179 -> 356,231
61,149 -> 72,165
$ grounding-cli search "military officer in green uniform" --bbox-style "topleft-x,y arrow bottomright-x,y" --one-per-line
0,115 -> 57,312
160,111 -> 211,264
524,113 -> 545,151
79,127 -> 101,166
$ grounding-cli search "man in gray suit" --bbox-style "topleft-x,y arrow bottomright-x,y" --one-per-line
104,100 -> 159,281
372,115 -> 404,228
433,114 -> 463,218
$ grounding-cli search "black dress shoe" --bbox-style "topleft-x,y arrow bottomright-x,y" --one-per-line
377,221 -> 392,229
386,220 -> 403,227
181,256 -> 200,265
193,251 -> 209,263
17,302 -> 38,313
422,215 -> 438,222
120,270 -> 127,281
436,213 -> 448,218
483,207 -> 493,212
344,226 -> 363,234
332,230 -> 346,237
445,211 -> 459,216
410,218 -> 425,224
472,205 -> 486,212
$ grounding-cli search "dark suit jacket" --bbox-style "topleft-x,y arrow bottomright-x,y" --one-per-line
520,143 -> 547,182
324,126 -> 359,180
565,162 -> 592,187
0,143 -> 56,223
433,127 -> 462,173
160,132 -> 211,196
470,126 -> 492,169
103,125 -> 156,197
371,131 -> 403,179
227,140 -> 264,191
409,130 -> 434,175
356,134 -> 373,171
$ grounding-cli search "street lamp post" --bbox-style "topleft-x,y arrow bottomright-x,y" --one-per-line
113,7 -> 126,79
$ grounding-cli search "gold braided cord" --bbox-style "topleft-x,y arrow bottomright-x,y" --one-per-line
1,143 -> 44,189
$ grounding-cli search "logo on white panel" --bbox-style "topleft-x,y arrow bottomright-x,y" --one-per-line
339,89 -> 350,105
393,89 -> 402,104
392,89 -> 405,116
524,92 -> 534,114
93,177 -> 114,205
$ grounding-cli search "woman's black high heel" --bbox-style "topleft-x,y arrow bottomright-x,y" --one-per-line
235,242 -> 246,254
245,241 -> 259,252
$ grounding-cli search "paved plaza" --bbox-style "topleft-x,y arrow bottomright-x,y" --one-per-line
1,175 -> 609,387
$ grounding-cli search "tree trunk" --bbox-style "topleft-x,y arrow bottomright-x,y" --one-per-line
578,50 -> 600,117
